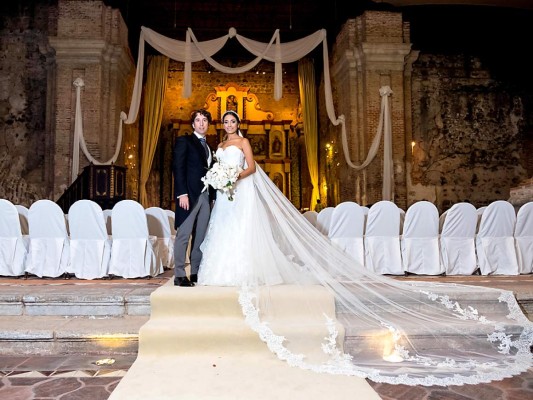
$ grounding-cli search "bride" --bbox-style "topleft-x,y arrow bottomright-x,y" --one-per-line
198,110 -> 533,386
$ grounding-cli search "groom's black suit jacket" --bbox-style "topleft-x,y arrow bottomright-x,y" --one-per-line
172,133 -> 215,229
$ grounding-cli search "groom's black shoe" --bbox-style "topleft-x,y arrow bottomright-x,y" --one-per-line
190,274 -> 198,283
174,276 -> 194,287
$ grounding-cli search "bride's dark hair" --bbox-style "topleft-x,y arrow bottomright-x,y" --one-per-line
222,110 -> 244,141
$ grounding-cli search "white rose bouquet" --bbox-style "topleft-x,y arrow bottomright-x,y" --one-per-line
201,161 -> 243,201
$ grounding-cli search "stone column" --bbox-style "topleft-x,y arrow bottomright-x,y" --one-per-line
48,0 -> 133,199
332,11 -> 415,209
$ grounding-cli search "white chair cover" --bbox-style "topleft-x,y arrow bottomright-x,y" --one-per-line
165,209 -> 177,235
514,202 -> 533,274
108,200 -> 162,278
476,200 -> 519,275
15,205 -> 29,235
316,207 -> 334,236
67,200 -> 111,279
401,201 -> 443,275
302,210 -> 318,227
0,199 -> 29,276
103,209 -> 113,235
329,202 -> 365,268
145,206 -> 174,268
26,199 -> 70,278
364,200 -> 403,275
440,202 -> 478,275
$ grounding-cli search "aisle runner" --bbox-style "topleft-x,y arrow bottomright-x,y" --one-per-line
109,281 -> 381,400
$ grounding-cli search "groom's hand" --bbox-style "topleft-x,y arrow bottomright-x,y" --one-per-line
179,195 -> 190,210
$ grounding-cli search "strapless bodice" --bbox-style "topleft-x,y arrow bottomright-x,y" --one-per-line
216,145 -> 246,169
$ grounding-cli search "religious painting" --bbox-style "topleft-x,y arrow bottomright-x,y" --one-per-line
248,134 -> 267,159
272,172 -> 284,193
226,94 -> 238,114
270,130 -> 284,158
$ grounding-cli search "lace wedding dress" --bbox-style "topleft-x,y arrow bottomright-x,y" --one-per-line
198,145 -> 533,386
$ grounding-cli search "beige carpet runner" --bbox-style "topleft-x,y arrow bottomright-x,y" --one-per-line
109,280 -> 381,399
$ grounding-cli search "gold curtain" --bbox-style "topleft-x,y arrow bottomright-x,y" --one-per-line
298,58 -> 319,211
139,55 -> 169,207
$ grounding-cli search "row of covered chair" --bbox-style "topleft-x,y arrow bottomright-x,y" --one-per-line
304,200 -> 533,276
0,199 -> 177,280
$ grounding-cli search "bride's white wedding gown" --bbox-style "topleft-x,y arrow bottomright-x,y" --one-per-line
197,145 -> 533,386
199,145 -> 295,286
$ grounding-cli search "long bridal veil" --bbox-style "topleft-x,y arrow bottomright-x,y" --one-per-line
238,163 -> 532,386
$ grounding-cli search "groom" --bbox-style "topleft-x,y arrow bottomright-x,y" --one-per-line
172,108 -> 215,286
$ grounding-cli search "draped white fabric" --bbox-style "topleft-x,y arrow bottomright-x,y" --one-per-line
26,200 -> 70,278
401,201 -> 443,275
137,27 -> 326,104
67,200 -> 111,280
108,200 -> 162,278
70,78 -> 122,182
145,206 -> 174,268
476,200 -> 519,275
514,202 -> 533,274
0,199 -> 29,276
440,202 -> 478,275
337,86 -> 394,200
364,200 -> 403,275
316,207 -> 334,236
329,202 -> 366,268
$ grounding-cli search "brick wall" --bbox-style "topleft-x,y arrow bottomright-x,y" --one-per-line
331,11 -> 411,209
49,0 -> 133,199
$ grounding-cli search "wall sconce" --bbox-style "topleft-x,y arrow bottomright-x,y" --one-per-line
325,141 -> 334,168
411,141 -> 416,155
124,144 -> 136,169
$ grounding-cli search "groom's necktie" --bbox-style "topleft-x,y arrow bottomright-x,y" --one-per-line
199,137 -> 209,158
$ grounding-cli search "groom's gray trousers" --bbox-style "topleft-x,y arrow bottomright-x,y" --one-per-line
174,190 -> 211,278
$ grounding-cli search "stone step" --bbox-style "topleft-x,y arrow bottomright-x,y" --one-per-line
0,284 -> 153,316
0,281 -> 157,356
0,315 -> 149,356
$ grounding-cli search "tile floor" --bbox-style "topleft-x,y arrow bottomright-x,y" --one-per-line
0,354 -> 135,400
1,355 -> 532,399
